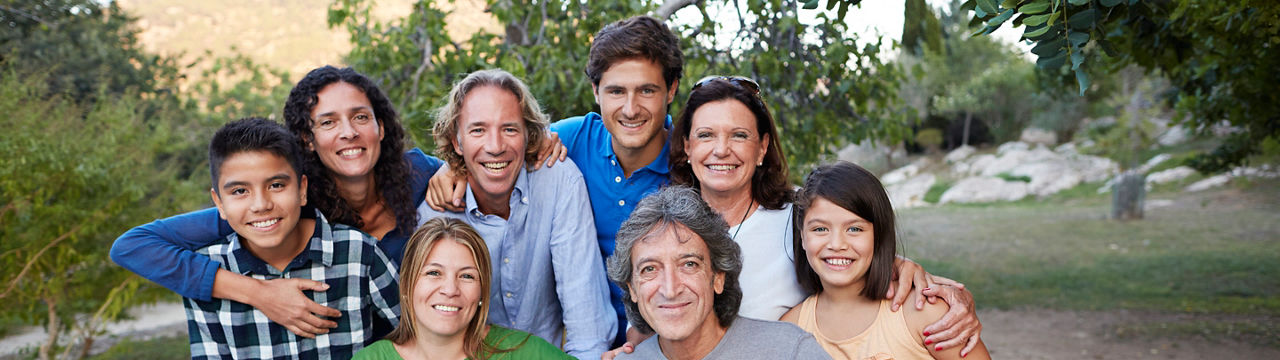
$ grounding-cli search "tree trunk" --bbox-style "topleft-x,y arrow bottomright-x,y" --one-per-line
962,111 -> 972,146
38,294 -> 59,360
1112,170 -> 1146,220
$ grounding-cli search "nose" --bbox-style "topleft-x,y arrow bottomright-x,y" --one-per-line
827,233 -> 851,251
712,136 -> 730,157
337,118 -> 359,140
657,268 -> 680,299
621,94 -> 639,119
439,276 -> 460,296
250,191 -> 273,213
481,130 -> 504,155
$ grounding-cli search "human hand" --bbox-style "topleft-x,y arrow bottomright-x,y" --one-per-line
921,284 -> 982,357
250,278 -> 341,338
426,164 -> 466,212
532,131 -> 568,170
887,255 -> 935,312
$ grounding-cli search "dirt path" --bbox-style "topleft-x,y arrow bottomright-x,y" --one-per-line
981,308 -> 1280,359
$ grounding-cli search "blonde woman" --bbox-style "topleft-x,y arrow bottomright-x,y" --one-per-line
354,217 -> 572,359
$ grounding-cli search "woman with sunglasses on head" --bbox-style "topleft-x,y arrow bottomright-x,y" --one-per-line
109,66 -> 564,340
353,217 -> 572,359
667,76 -> 984,355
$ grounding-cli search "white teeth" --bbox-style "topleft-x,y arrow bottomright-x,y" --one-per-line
825,258 -> 852,266
433,305 -> 459,312
338,148 -> 363,156
250,219 -> 279,228
708,165 -> 737,171
482,161 -> 509,170
619,119 -> 643,128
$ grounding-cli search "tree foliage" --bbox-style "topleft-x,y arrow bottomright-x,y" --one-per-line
966,0 -> 1280,173
328,0 -> 911,179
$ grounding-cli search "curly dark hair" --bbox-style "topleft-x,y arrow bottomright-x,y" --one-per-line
670,78 -> 792,210
585,15 -> 683,89
282,66 -> 418,233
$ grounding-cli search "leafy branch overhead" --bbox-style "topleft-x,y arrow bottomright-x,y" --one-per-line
966,0 -> 1280,173
328,0 -> 911,180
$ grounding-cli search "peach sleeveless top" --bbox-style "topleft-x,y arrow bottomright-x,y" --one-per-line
795,295 -> 935,360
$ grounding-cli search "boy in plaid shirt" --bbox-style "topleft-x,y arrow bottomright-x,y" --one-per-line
185,118 -> 400,359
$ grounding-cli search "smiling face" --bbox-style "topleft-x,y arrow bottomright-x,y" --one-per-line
628,223 -> 726,343
411,238 -> 483,340
801,197 -> 876,291
211,150 -> 308,253
453,85 -> 526,208
684,99 -> 769,197
594,58 -> 676,157
307,81 -> 385,183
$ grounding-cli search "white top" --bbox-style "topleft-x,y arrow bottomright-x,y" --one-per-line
730,202 -> 807,320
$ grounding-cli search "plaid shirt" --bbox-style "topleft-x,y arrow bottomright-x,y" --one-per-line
184,209 -> 400,360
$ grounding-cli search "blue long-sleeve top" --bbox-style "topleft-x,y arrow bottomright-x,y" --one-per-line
109,148 -> 443,301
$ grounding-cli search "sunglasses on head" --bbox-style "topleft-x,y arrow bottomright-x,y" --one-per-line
692,75 -> 760,95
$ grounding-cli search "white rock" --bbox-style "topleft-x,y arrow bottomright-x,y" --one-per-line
1054,142 -> 1078,155
1137,154 -> 1173,173
1185,174 -> 1230,192
887,173 -> 937,209
837,140 -> 907,175
880,164 -> 920,185
945,145 -> 976,163
997,141 -> 1030,155
939,177 -> 1029,204
1231,165 -> 1280,179
1019,127 -> 1058,146
1157,125 -> 1190,146
1010,161 -> 1084,197
1146,166 -> 1196,185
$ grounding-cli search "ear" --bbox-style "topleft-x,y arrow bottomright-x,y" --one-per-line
210,188 -> 227,220
757,133 -> 770,165
591,83 -> 601,106
302,135 -> 315,152
665,80 -> 679,105
713,271 -> 725,295
627,283 -> 638,302
298,174 -> 308,207
376,122 -> 385,142
452,135 -> 463,156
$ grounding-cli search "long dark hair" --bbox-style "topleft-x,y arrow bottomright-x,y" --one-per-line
282,66 -> 418,233
792,161 -> 897,299
670,78 -> 792,210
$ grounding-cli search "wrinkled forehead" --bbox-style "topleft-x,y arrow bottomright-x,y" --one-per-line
631,221 -> 708,257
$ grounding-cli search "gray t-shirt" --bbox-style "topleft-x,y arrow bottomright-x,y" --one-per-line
620,317 -> 832,360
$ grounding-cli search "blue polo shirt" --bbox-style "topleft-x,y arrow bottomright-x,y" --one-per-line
550,112 -> 671,344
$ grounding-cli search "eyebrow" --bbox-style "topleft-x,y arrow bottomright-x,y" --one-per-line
315,106 -> 373,119
425,263 -> 478,272
635,252 -> 704,265
220,173 -> 292,191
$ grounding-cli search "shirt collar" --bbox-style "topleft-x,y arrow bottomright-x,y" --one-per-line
589,112 -> 673,175
229,208 -> 331,275
465,166 -> 531,217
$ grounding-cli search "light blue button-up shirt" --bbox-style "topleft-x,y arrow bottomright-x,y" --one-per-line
416,158 -> 616,359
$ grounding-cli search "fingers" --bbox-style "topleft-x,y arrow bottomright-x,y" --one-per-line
449,177 -> 467,210
601,343 -> 634,360
912,266 -> 932,311
285,324 -> 319,339
291,278 -> 330,292
960,331 -> 981,357
890,279 -> 910,312
928,273 -> 965,289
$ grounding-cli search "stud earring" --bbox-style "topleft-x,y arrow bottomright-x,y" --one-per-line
757,161 -> 763,166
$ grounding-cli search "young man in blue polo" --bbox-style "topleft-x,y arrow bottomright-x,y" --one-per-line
187,117 -> 399,359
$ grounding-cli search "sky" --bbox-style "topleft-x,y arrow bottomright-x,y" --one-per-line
670,0 -> 1031,57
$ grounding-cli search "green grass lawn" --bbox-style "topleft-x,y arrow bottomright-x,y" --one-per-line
899,177 -> 1280,344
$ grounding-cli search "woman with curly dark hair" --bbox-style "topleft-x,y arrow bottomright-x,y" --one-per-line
109,66 -> 562,339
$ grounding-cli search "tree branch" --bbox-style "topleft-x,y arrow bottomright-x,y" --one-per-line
0,223 -> 83,299
0,5 -> 55,29
653,0 -> 697,19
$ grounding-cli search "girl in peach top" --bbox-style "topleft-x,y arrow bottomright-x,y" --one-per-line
781,161 -> 990,360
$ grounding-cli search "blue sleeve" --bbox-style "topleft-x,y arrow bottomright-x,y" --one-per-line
109,207 -> 234,301
405,147 -> 444,199
548,160 -> 616,359
549,115 -> 587,153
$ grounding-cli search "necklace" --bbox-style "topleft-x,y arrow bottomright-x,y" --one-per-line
731,198 -> 754,241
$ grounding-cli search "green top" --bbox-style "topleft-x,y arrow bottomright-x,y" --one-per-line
352,325 -> 574,360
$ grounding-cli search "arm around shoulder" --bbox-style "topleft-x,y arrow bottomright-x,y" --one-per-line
109,207 -> 230,300
903,293 -> 990,360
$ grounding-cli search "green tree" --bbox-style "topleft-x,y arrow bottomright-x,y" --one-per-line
967,0 -> 1280,173
328,0 -> 911,179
